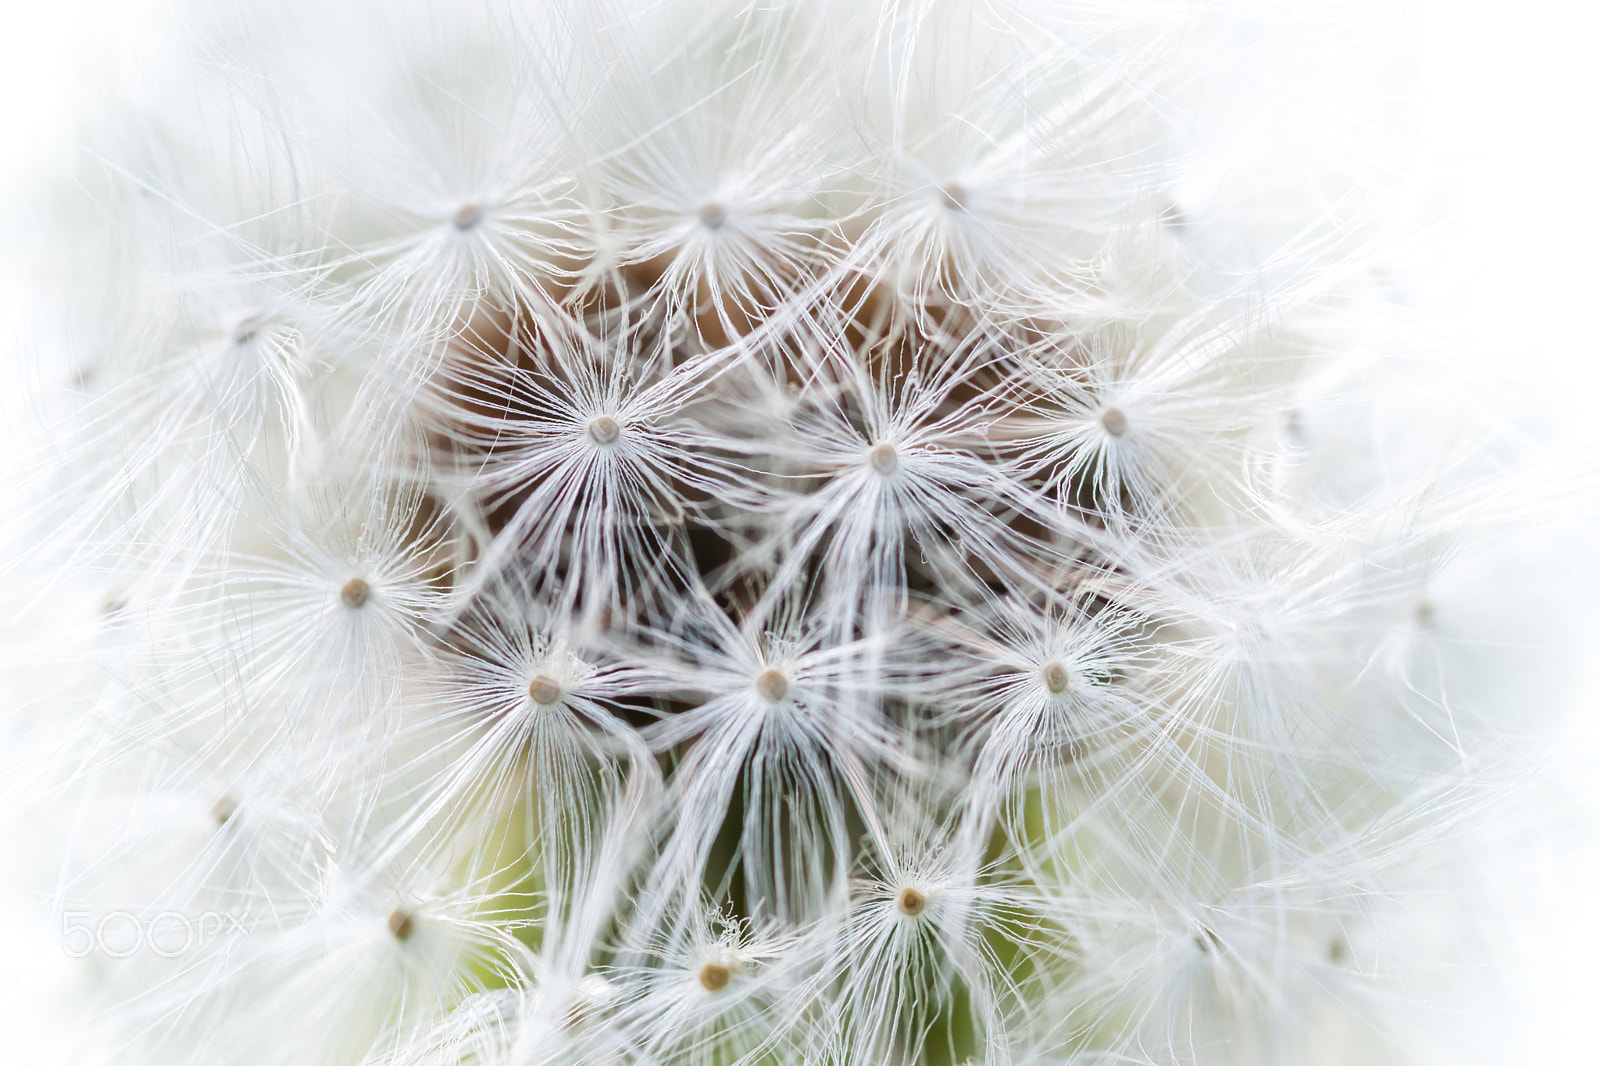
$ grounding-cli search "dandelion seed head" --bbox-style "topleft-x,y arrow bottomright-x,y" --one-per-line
2,5 -> 1557,1065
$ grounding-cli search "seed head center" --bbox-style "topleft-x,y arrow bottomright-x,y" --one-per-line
340,578 -> 371,609
755,668 -> 789,703
1100,406 -> 1129,437
698,962 -> 731,991
1042,660 -> 1070,694
939,181 -> 968,211
896,886 -> 927,917
529,675 -> 563,706
211,794 -> 238,826
387,907 -> 415,941
869,442 -> 899,476
229,314 -> 261,347
452,202 -> 483,231
697,201 -> 727,230
588,416 -> 622,445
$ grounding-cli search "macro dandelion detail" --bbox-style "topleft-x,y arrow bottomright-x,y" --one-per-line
0,1 -> 1585,1064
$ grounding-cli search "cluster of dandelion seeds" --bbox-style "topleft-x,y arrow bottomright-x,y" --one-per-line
0,1 -> 1568,1064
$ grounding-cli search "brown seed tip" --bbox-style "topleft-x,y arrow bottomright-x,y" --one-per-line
211,794 -> 238,826
588,415 -> 621,445
939,181 -> 968,211
754,668 -> 788,703
564,975 -> 613,1029
697,962 -> 731,991
697,201 -> 727,230
339,578 -> 371,609
452,202 -> 483,231
528,675 -> 562,706
1100,406 -> 1129,437
896,886 -> 927,917
869,442 -> 899,476
387,907 -> 414,942
229,314 -> 261,346
1042,660 -> 1070,695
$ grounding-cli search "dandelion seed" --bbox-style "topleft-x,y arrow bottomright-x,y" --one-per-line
387,907 -> 415,942
228,313 -> 261,346
895,886 -> 927,917
528,674 -> 563,706
1041,660 -> 1070,694
587,415 -> 622,446
869,442 -> 899,476
451,202 -> 484,231
754,668 -> 788,703
1415,599 -> 1436,628
340,577 -> 372,608
1283,408 -> 1307,446
1100,405 -> 1129,437
561,981 -> 603,1029
210,794 -> 238,826
696,201 -> 727,230
697,961 -> 731,991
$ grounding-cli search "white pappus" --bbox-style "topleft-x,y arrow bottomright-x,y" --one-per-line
0,1 -> 1585,1065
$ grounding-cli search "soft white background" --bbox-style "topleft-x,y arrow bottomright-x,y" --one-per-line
0,0 -> 1596,1061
